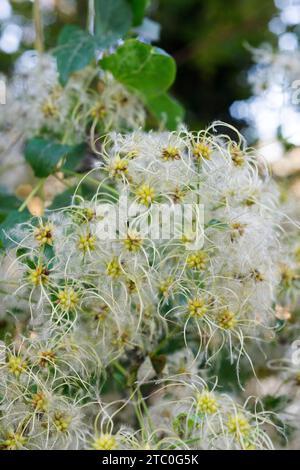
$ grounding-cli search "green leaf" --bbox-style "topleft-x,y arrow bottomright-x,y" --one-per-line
95,0 -> 132,41
25,139 -> 86,179
261,395 -> 290,413
0,189 -> 22,222
54,25 -> 96,86
48,183 -> 98,210
128,0 -> 149,26
61,143 -> 87,173
43,244 -> 55,264
206,219 -> 229,230
16,247 -> 36,270
0,209 -> 31,250
25,138 -> 70,178
173,412 -> 200,437
100,39 -> 176,98
49,188 -> 75,210
146,92 -> 184,130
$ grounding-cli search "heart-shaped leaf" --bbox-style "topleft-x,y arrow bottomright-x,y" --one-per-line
100,39 -> 176,98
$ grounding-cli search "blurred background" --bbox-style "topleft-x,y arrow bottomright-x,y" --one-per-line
1,0 -> 300,167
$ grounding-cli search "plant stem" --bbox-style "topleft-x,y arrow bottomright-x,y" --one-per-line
18,179 -> 45,213
33,0 -> 44,53
113,361 -> 127,377
62,169 -> 120,198
53,173 -> 73,189
87,0 -> 95,35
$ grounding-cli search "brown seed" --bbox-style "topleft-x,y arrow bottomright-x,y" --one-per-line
28,197 -> 44,216
97,80 -> 105,93
275,305 -> 291,321
15,184 -> 33,199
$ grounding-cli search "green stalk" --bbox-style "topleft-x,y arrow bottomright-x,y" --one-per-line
87,0 -> 95,35
18,179 -> 45,213
33,0 -> 44,53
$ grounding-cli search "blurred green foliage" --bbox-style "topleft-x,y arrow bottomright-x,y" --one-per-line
0,0 -> 276,128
